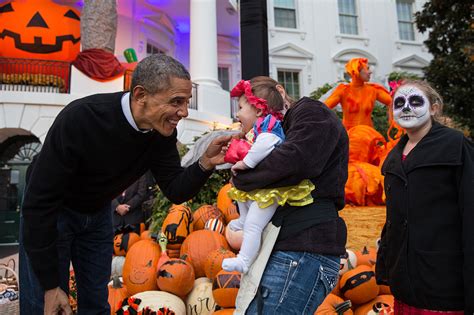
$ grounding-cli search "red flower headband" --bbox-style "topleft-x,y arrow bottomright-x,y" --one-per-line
231,80 -> 269,116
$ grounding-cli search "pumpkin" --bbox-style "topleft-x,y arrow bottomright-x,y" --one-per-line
331,276 -> 342,297
204,247 -> 236,280
340,249 -> 358,275
180,230 -> 230,278
122,239 -> 161,295
354,295 -> 394,315
216,183 -> 233,216
314,293 -> 353,314
157,257 -> 195,297
140,230 -> 156,240
204,218 -> 225,235
111,256 -> 126,279
212,270 -> 240,308
0,0 -> 80,61
113,232 -> 140,256
212,309 -> 236,314
355,246 -> 377,267
222,201 -> 240,225
186,277 -> 217,315
193,205 -> 222,231
340,265 -> 379,305
108,276 -> 128,315
118,291 -> 186,314
371,265 -> 391,295
162,204 -> 193,249
224,225 -> 243,251
167,248 -> 181,258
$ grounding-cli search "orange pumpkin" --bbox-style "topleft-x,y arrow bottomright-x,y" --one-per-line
162,204 -> 193,249
216,183 -> 233,216
355,246 -> 377,267
193,205 -> 222,231
0,0 -> 80,61
122,239 -> 161,295
108,276 -> 128,315
371,265 -> 391,295
204,247 -> 236,280
222,201 -> 240,225
212,270 -> 241,308
212,309 -> 236,314
340,265 -> 379,305
354,295 -> 394,315
157,257 -> 195,297
180,230 -> 230,278
140,230 -> 156,240
167,248 -> 181,258
314,293 -> 353,314
113,232 -> 140,256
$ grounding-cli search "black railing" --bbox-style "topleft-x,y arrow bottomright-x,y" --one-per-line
0,57 -> 72,93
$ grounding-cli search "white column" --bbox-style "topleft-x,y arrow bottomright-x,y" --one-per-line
190,0 -> 220,87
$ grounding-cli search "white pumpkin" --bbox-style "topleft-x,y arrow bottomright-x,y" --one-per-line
119,290 -> 186,314
186,277 -> 216,315
339,249 -> 357,275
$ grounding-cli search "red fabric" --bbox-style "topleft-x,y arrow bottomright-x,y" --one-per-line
224,138 -> 251,164
72,48 -> 125,81
402,154 -> 407,161
394,299 -> 463,315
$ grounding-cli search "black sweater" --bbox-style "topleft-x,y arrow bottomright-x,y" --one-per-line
22,92 -> 212,290
233,97 -> 348,255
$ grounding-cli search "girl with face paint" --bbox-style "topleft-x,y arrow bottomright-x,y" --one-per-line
376,80 -> 474,314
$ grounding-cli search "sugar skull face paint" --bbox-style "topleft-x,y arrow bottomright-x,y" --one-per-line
393,86 -> 431,129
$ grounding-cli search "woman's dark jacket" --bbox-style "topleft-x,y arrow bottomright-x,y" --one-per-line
233,97 -> 349,255
376,122 -> 474,313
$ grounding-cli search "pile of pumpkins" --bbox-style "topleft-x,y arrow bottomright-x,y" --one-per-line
108,183 -> 242,315
315,244 -> 395,314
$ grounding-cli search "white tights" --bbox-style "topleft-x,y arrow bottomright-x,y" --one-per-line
222,200 -> 278,273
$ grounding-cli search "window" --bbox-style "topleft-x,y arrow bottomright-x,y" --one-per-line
146,42 -> 166,56
274,0 -> 296,28
278,70 -> 300,100
338,0 -> 358,35
396,0 -> 415,41
218,66 -> 230,91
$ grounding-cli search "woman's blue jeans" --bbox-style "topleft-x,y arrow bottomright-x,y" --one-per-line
19,206 -> 113,315
246,251 -> 340,315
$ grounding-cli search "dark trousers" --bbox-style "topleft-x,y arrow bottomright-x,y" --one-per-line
19,206 -> 114,315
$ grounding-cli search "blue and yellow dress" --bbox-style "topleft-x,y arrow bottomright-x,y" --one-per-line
228,114 -> 315,209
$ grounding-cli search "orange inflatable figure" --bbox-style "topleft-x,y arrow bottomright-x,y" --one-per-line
324,58 -> 392,131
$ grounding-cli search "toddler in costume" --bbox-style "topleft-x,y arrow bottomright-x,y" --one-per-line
222,78 -> 315,273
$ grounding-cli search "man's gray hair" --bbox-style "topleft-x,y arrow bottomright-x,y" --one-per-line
131,54 -> 191,94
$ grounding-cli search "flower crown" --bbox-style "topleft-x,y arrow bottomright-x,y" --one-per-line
230,80 -> 283,120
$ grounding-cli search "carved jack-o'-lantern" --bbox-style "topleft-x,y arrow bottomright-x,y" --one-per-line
0,0 -> 80,61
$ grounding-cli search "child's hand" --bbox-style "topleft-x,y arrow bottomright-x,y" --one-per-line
231,161 -> 249,176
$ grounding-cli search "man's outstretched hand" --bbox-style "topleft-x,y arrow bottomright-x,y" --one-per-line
44,287 -> 72,315
200,135 -> 233,170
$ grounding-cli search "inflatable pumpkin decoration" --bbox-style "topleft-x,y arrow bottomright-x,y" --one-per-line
0,0 -> 80,61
